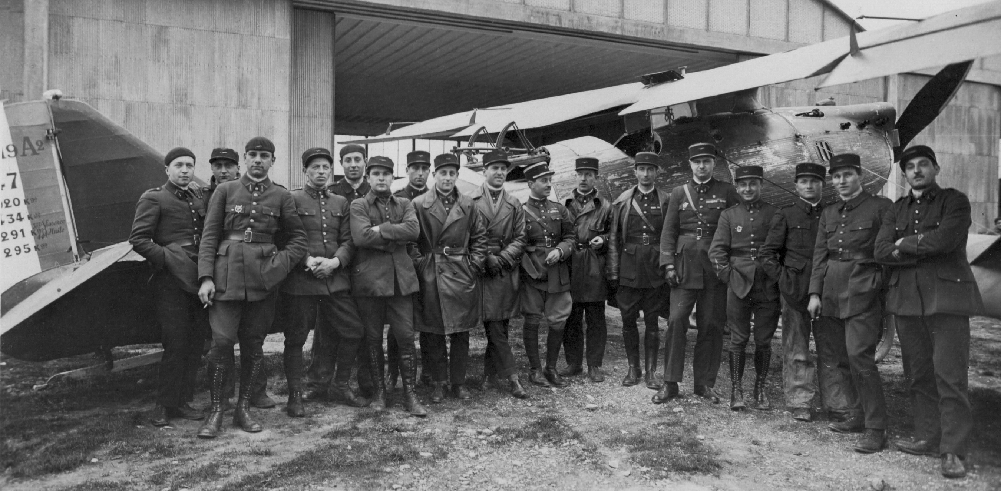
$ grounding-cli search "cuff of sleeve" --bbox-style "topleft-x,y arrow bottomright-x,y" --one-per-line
900,236 -> 920,255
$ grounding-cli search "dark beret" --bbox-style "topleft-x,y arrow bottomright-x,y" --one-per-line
245,137 -> 275,153
301,147 -> 334,168
898,145 -> 937,170
164,147 -> 196,166
340,144 -> 367,160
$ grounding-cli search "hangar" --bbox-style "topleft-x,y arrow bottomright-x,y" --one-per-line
2,0 -> 999,230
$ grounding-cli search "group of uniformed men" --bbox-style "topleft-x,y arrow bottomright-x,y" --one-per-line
130,136 -> 981,479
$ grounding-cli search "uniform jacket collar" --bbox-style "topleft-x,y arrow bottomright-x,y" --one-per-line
165,180 -> 201,199
304,184 -> 328,199
743,199 -> 762,210
424,187 -> 466,228
907,183 -> 941,203
240,174 -> 272,190
689,177 -> 716,194
365,190 -> 398,204
838,190 -> 870,212
796,198 -> 823,215
613,185 -> 669,205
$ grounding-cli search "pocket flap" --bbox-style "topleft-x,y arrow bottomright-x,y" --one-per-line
936,266 -> 974,283
784,256 -> 807,271
216,242 -> 230,256
623,243 -> 637,255
297,208 -> 316,216
331,209 -> 346,217
261,206 -> 279,217
850,220 -> 874,231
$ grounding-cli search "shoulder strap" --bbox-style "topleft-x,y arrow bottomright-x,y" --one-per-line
523,203 -> 556,236
629,196 -> 657,230
682,184 -> 707,225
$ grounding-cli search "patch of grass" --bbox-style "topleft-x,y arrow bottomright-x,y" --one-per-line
62,480 -> 134,491
495,414 -> 584,444
147,462 -> 227,489
605,420 -> 722,476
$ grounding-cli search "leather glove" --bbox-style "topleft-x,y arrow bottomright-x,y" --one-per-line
485,255 -> 502,277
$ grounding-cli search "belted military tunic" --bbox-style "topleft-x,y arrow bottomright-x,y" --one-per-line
521,197 -> 575,293
761,199 -> 824,310
281,185 -> 354,296
349,192 -> 420,297
130,181 -> 206,293
470,184 -> 526,321
565,190 -> 612,302
709,199 -> 780,300
660,179 -> 741,289
607,187 -> 670,289
197,175 -> 308,301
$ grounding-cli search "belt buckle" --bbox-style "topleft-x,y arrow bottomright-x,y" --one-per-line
545,236 -> 554,248
749,247 -> 758,260
641,234 -> 651,246
441,246 -> 455,255
836,249 -> 847,261
193,234 -> 200,246
243,229 -> 253,243
695,227 -> 703,240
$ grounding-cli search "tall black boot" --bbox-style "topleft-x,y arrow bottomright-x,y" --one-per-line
543,324 -> 568,388
249,358 -> 276,409
368,341 -> 388,410
752,348 -> 772,411
331,337 -> 369,407
284,349 -> 305,417
234,358 -> 263,433
400,342 -> 428,417
729,351 -> 746,411
643,335 -> 662,390
523,323 -> 550,387
197,360 -> 228,438
621,320 -> 641,386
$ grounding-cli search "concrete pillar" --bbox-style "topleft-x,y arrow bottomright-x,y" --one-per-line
22,0 -> 48,100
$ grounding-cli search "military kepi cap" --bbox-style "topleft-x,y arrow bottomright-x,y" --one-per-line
634,152 -> 660,168
407,150 -> 431,167
209,147 -> 239,165
339,144 -> 367,160
433,153 -> 460,171
688,143 -> 717,160
523,161 -> 554,181
366,156 -> 394,173
794,163 -> 826,180
164,147 -> 195,166
575,157 -> 599,172
898,145 -> 937,170
483,149 -> 511,167
245,137 -> 275,153
734,165 -> 764,181
301,147 -> 333,168
828,153 -> 861,174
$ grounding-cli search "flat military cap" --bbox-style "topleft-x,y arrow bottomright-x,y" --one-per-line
523,161 -> 554,181
688,143 -> 717,160
734,165 -> 764,181
407,150 -> 431,167
575,157 -> 599,172
164,147 -> 195,166
898,145 -> 937,170
433,153 -> 460,171
339,144 -> 367,160
634,152 -> 660,168
366,156 -> 394,173
794,162 -> 826,180
483,149 -> 511,167
828,153 -> 861,174
209,147 -> 239,165
245,136 -> 275,153
301,147 -> 333,168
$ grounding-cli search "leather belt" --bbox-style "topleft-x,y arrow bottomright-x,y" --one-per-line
624,234 -> 658,246
432,246 -> 468,255
529,237 -> 556,247
730,247 -> 760,259
164,236 -> 199,247
680,228 -> 714,240
828,249 -> 872,261
224,229 -> 274,243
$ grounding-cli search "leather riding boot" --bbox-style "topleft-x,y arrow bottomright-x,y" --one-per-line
150,405 -> 170,427
752,348 -> 772,411
234,358 -> 263,433
330,338 -> 368,407
197,360 -> 228,438
368,342 -> 387,411
729,351 -> 746,411
387,337 -> 400,390
509,374 -> 528,399
621,338 -> 641,387
284,349 -> 306,418
249,359 -> 276,409
429,382 -> 446,404
644,343 -> 662,390
523,324 -> 551,387
400,344 -> 428,417
331,382 -> 369,408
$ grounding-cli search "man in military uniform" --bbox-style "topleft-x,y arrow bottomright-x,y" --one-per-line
195,137 -> 307,438
412,153 -> 488,402
389,150 -> 433,390
659,143 -> 740,403
520,161 -> 576,388
280,147 -> 367,417
471,150 -> 528,399
203,147 -> 240,206
562,157 -> 613,383
350,156 -> 427,417
875,145 -> 984,478
708,166 -> 780,411
307,143 -> 374,400
129,147 -> 208,426
808,153 -> 892,454
761,163 -> 854,423
607,152 -> 671,391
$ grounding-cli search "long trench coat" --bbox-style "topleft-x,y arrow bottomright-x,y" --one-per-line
469,185 -> 526,321
411,191 -> 488,334
565,193 -> 612,302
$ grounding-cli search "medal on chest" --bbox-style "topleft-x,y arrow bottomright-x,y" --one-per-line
736,225 -> 742,233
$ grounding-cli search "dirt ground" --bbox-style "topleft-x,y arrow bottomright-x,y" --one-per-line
2,311 -> 1000,491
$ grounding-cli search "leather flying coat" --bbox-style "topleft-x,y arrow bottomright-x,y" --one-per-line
607,186 -> 670,288
411,189 -> 489,334
349,192 -> 420,297
129,181 -> 206,293
565,190 -> 612,302
760,199 -> 824,309
708,200 -> 779,300
280,186 -> 354,296
874,184 -> 983,316
660,179 -> 740,290
197,175 -> 308,301
521,197 -> 576,293
469,184 -> 526,321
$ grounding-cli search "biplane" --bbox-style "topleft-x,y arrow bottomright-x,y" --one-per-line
2,2 -> 999,374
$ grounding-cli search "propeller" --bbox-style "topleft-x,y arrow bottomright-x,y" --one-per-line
894,61 -> 974,160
